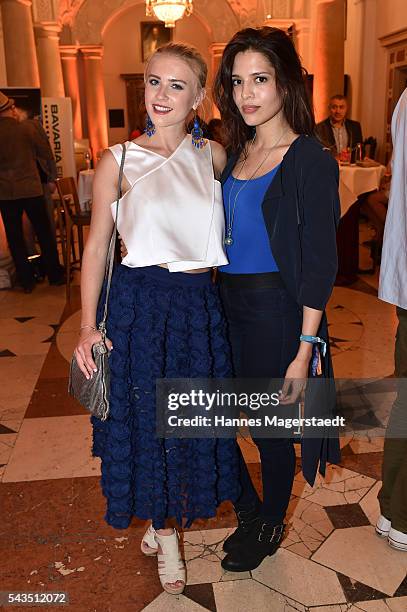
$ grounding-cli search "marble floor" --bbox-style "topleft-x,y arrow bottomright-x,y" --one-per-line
1,237 -> 406,612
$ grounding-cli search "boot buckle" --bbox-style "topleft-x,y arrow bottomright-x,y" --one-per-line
258,523 -> 284,543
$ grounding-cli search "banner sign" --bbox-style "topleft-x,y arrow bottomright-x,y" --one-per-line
41,97 -> 76,180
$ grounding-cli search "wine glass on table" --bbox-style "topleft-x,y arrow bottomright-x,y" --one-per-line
339,147 -> 351,165
84,150 -> 92,171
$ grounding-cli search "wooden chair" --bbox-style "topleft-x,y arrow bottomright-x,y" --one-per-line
56,177 -> 91,301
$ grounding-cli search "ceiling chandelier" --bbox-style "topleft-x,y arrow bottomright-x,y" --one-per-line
146,1 -> 193,28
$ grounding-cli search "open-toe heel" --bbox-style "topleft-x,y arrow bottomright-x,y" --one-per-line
155,529 -> 186,595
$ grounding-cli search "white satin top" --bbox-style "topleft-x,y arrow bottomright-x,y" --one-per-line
109,134 -> 228,272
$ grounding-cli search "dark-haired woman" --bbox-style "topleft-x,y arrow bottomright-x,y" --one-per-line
213,27 -> 341,572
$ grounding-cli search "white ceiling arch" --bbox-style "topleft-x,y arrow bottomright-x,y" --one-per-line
100,1 -> 209,39
66,0 -> 242,45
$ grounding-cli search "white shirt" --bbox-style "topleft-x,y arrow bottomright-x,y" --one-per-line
331,121 -> 348,155
379,88 -> 407,309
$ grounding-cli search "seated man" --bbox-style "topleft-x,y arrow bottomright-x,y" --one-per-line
316,94 -> 363,159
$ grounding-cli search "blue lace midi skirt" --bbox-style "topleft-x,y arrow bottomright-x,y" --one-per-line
91,264 -> 240,529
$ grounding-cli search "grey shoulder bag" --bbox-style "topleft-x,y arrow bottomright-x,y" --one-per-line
68,144 -> 126,420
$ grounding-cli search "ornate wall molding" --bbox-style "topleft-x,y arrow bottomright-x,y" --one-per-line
226,0 -> 259,27
57,0 -> 305,44
32,0 -> 58,21
58,0 -> 86,26
59,0 -> 252,30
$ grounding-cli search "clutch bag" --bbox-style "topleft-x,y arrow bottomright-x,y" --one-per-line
68,338 -> 110,421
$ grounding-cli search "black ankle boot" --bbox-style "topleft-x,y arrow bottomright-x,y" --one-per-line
221,519 -> 285,572
223,504 -> 259,553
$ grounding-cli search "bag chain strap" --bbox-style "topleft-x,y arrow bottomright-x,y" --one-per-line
98,143 -> 126,339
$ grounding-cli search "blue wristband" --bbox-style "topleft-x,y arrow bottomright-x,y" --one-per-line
300,334 -> 327,357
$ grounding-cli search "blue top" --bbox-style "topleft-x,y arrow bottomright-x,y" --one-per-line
219,164 -> 281,274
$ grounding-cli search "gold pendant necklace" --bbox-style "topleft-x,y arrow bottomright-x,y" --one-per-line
225,128 -> 288,247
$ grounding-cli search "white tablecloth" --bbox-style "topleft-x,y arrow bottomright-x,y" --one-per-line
339,165 -> 385,217
77,169 -> 95,211
77,165 -> 384,217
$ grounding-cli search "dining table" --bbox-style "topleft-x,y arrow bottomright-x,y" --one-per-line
339,164 -> 385,217
336,163 -> 386,284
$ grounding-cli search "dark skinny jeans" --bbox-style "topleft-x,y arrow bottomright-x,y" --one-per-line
219,272 -> 302,526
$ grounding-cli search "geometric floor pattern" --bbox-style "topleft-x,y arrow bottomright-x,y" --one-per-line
1,259 -> 406,611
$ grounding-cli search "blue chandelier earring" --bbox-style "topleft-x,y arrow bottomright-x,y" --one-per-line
145,114 -> 156,137
191,115 -> 206,149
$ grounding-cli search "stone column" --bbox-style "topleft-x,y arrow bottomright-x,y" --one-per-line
80,45 -> 108,161
0,0 -> 40,86
294,19 -> 311,72
60,45 -> 83,139
209,43 -> 226,118
313,0 -> 345,122
344,0 -> 365,119
34,22 -> 65,97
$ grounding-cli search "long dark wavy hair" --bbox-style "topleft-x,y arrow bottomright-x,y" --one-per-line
213,27 -> 315,153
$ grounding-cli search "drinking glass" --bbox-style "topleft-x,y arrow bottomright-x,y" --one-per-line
339,147 -> 351,165
84,151 -> 91,170
355,143 -> 363,162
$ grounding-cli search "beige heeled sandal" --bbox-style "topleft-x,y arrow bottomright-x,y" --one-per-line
140,525 -> 159,556
155,529 -> 186,595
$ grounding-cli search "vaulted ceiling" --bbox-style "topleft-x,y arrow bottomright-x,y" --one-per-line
57,0 -> 260,26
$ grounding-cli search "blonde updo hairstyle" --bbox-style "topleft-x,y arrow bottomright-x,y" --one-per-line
145,42 -> 207,95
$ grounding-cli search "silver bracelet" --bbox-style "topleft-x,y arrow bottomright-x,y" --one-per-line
80,324 -> 97,332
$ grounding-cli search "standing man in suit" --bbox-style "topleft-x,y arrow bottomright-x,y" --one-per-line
0,92 -> 64,293
316,95 -> 363,158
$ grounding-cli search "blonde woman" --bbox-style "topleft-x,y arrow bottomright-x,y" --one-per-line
74,43 -> 239,594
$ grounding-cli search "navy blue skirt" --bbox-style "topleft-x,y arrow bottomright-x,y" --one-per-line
91,265 -> 240,529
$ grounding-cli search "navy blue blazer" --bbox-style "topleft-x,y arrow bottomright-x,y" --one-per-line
220,135 -> 341,484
